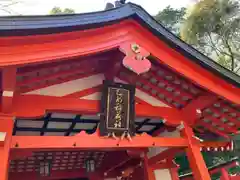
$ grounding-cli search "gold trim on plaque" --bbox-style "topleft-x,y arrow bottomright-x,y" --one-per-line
106,87 -> 130,130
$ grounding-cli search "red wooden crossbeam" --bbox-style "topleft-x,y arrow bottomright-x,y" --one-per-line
181,160 -> 238,180
181,94 -> 218,125
63,85 -> 101,98
9,169 -> 86,180
135,97 -> 152,106
151,160 -> 178,170
10,131 -> 188,150
11,94 -> 182,126
148,148 -> 183,165
148,140 -> 232,166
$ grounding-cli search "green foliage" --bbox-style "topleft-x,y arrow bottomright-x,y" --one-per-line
50,7 -> 75,15
180,0 -> 240,72
155,6 -> 186,36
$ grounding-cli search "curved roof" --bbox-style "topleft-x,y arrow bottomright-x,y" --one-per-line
0,3 -> 239,88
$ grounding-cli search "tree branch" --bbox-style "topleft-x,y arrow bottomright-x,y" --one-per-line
225,39 -> 235,71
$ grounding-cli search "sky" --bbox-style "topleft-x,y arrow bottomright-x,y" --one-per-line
0,0 -> 195,16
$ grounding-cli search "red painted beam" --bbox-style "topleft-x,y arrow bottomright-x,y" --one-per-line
151,161 -> 178,170
63,85 -> 101,98
181,161 -> 239,179
10,131 -> 188,150
12,94 -> 183,126
181,94 -> 218,125
135,97 -> 152,106
9,169 -> 86,180
182,122 -> 211,180
143,153 -> 156,180
148,148 -> 183,165
0,115 -> 14,180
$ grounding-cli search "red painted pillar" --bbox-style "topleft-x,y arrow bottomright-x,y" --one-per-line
181,122 -> 211,180
143,153 -> 156,180
0,114 -> 14,180
220,168 -> 231,180
169,167 -> 179,180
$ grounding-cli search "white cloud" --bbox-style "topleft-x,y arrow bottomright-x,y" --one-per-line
0,0 -> 194,16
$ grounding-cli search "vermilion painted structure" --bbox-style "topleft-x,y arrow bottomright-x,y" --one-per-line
0,3 -> 239,180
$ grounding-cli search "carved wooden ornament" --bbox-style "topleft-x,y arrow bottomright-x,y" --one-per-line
120,42 -> 151,75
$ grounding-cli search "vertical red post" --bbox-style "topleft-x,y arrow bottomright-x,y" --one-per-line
1,67 -> 16,113
0,114 -> 14,180
169,167 -> 179,180
220,168 -> 231,180
143,153 -> 156,180
181,122 -> 211,180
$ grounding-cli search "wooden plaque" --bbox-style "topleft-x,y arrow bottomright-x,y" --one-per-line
99,80 -> 135,136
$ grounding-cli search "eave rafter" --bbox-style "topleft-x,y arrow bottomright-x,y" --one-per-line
16,56 -> 107,93
63,85 -> 102,98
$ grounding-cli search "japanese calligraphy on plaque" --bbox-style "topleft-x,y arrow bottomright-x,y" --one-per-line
99,81 -> 135,137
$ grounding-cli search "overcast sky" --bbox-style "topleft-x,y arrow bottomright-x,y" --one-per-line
0,0 -> 196,16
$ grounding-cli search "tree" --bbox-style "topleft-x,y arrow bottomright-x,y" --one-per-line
50,7 -> 75,15
180,0 -> 240,73
155,6 -> 186,36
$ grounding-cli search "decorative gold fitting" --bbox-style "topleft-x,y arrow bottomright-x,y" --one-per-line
131,43 -> 141,54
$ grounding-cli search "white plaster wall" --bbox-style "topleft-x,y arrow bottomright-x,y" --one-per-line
159,129 -> 180,138
25,74 -> 104,96
81,92 -> 102,100
147,129 -> 180,158
154,169 -> 172,180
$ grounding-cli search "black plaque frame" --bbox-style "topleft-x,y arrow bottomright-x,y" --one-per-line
99,80 -> 135,136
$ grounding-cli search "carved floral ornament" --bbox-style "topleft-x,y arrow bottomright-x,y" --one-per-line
119,42 -> 151,75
